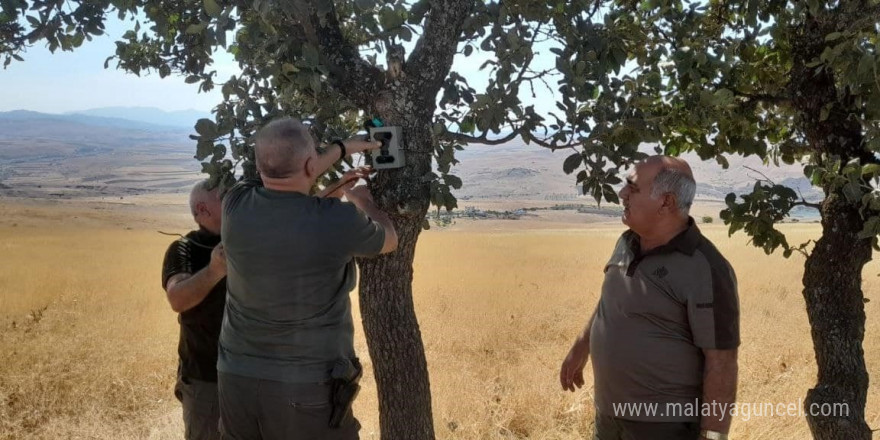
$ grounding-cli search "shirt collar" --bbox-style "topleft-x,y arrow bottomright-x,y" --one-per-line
625,217 -> 701,257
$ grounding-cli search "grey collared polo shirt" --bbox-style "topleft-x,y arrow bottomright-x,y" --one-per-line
590,219 -> 739,422
218,180 -> 386,384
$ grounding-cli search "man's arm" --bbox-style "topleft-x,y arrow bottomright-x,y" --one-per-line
560,307 -> 597,391
314,137 -> 382,176
700,348 -> 738,438
165,244 -> 226,313
317,167 -> 372,198
344,185 -> 398,254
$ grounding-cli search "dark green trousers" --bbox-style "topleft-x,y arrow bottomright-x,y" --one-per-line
594,414 -> 701,440
218,372 -> 359,440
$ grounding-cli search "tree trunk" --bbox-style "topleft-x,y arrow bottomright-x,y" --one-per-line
802,195 -> 872,439
789,9 -> 874,438
356,89 -> 436,439
358,217 -> 434,439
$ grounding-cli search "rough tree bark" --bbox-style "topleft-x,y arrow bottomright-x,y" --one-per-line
790,10 -> 873,440
350,0 -> 475,438
802,197 -> 872,440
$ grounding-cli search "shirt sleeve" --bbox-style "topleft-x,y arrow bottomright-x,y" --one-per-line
687,254 -> 740,350
222,179 -> 259,217
161,238 -> 194,289
329,201 -> 386,257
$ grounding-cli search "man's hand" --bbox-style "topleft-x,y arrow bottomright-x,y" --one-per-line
343,137 -> 383,155
208,243 -> 226,277
560,339 -> 590,392
320,166 -> 372,199
165,242 -> 227,313
343,184 -> 375,210
343,184 -> 398,254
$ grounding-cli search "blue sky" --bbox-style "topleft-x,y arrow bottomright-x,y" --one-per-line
1,16 -> 559,117
1,18 -> 236,114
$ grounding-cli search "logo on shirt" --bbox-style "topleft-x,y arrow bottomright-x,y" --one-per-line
653,266 -> 669,279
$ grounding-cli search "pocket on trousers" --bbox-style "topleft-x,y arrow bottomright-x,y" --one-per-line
289,400 -> 332,413
285,383 -> 332,414
286,399 -> 334,435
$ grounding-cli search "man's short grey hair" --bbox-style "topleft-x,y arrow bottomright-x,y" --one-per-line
254,117 -> 315,178
650,168 -> 696,215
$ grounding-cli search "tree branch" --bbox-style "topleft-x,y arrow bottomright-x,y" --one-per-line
529,134 -> 582,152
443,127 -> 583,153
654,26 -> 679,51
744,165 -> 822,210
282,0 -> 385,109
743,165 -> 777,185
733,89 -> 790,105
857,150 -> 880,165
505,23 -> 542,96
405,0 -> 475,113
793,201 -> 822,210
443,130 -> 520,146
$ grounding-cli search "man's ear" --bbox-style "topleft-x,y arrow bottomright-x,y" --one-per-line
304,156 -> 317,179
196,201 -> 209,217
662,193 -> 677,213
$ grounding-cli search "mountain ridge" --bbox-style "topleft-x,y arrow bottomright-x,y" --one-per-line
0,111 -> 822,218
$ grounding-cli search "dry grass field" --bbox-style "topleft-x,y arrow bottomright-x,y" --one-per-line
0,200 -> 878,439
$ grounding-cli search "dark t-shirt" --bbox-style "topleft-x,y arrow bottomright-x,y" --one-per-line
161,229 -> 226,383
218,180 -> 385,383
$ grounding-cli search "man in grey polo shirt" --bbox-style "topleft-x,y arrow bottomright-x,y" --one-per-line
560,156 -> 739,440
218,117 -> 398,439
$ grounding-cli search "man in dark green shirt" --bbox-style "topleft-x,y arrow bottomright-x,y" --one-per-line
218,117 -> 397,440
560,156 -> 740,440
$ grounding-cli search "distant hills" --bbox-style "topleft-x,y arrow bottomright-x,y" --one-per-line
67,107 -> 210,129
452,141 -> 823,205
0,108 -> 822,219
0,109 -> 200,198
0,107 -> 207,131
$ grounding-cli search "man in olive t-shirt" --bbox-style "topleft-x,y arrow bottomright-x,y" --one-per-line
560,156 -> 740,440
218,117 -> 398,440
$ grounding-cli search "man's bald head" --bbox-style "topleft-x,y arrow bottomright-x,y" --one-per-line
189,180 -> 222,234
642,155 -> 694,180
642,155 -> 696,215
255,117 -> 316,179
189,180 -> 212,215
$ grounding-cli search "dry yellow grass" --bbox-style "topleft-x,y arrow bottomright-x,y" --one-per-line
1,206 -> 879,439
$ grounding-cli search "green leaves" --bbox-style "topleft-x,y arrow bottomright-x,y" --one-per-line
430,178 -> 458,212
443,174 -> 463,190
858,215 -> 880,239
301,44 -> 320,68
186,23 -> 208,35
720,183 -> 807,256
378,7 -> 405,31
203,0 -> 222,18
562,153 -> 582,175
824,31 -> 843,42
194,118 -> 219,138
712,88 -> 734,107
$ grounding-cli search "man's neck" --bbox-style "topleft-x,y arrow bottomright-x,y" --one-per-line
195,225 -> 220,239
637,217 -> 690,253
261,175 -> 312,194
